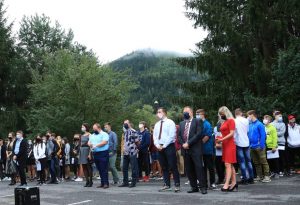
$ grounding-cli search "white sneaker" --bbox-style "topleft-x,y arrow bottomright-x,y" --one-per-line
279,172 -> 284,177
75,177 -> 83,182
261,176 -> 271,183
96,176 -> 100,180
3,177 -> 10,181
185,181 -> 190,185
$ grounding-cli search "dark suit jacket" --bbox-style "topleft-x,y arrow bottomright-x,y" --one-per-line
12,139 -> 28,166
178,118 -> 203,156
0,144 -> 6,163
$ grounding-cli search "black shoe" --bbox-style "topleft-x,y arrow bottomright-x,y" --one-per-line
118,183 -> 129,187
221,187 -> 230,192
48,181 -> 58,184
229,184 -> 238,192
129,183 -> 136,188
9,182 -> 16,186
187,189 -> 199,193
84,181 -> 89,187
18,184 -> 27,187
200,188 -> 207,194
87,181 -> 93,187
247,178 -> 254,184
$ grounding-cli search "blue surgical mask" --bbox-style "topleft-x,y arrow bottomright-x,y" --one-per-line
196,114 -> 201,119
278,116 -> 283,122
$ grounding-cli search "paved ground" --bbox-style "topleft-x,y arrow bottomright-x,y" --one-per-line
1,174 -> 300,205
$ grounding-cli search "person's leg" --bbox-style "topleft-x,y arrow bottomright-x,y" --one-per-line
40,158 -> 47,183
87,163 -> 93,186
259,149 -> 270,177
18,164 -> 27,185
0,162 -> 3,179
93,153 -> 102,185
237,146 -> 247,181
215,156 -> 223,183
109,154 -> 119,183
244,147 -> 254,180
50,159 -> 56,182
230,164 -> 237,186
82,164 -> 89,186
223,163 -> 232,189
207,155 -> 215,186
144,152 -> 150,177
185,154 -> 197,189
99,151 -> 109,186
251,149 -> 262,179
138,153 -> 143,179
158,149 -> 170,186
202,155 -> 208,188
193,153 -> 205,190
166,144 -> 180,186
130,154 -> 138,186
122,155 -> 129,184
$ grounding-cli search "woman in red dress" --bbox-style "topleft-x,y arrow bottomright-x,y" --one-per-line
216,106 -> 237,192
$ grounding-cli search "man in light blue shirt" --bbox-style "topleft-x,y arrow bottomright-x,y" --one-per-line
88,123 -> 110,188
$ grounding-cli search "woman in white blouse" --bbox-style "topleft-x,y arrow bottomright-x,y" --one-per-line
33,135 -> 47,185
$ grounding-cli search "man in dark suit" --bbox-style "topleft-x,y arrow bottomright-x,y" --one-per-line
178,106 -> 207,194
0,139 -> 7,180
12,130 -> 28,186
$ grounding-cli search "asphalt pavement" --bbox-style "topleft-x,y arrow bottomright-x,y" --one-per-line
1,174 -> 300,205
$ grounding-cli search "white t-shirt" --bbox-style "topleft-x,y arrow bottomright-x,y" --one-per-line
234,116 -> 250,147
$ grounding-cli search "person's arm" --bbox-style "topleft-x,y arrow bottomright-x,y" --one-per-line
259,123 -> 267,149
153,123 -> 161,149
163,121 -> 176,148
113,132 -> 118,152
271,127 -> 278,152
277,123 -> 286,136
202,121 -> 210,143
187,119 -> 203,146
94,134 -> 109,148
178,123 -> 183,145
33,145 -> 38,159
144,131 -> 151,150
217,120 -> 235,142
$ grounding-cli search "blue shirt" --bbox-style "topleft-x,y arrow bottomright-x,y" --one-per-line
89,131 -> 109,152
14,138 -> 23,155
108,131 -> 118,155
138,129 -> 151,153
202,120 -> 214,155
248,120 -> 266,149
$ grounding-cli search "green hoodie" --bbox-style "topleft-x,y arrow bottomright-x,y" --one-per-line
265,124 -> 278,149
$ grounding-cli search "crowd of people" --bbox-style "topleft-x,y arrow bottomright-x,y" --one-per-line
0,106 -> 299,195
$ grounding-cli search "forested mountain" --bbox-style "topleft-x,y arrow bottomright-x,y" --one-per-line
110,49 -> 202,108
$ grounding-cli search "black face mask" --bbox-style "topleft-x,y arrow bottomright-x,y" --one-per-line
94,130 -> 99,135
8,137 -> 12,141
221,115 -> 227,120
123,123 -> 129,130
183,112 -> 190,120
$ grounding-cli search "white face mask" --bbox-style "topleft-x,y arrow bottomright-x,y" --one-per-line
16,134 -> 22,139
263,119 -> 269,125
277,116 -> 283,122
138,124 -> 144,129
81,127 -> 86,132
196,114 -> 201,119
157,113 -> 163,120
247,117 -> 252,122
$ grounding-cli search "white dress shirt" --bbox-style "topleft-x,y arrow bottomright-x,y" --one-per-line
234,116 -> 250,147
153,117 -> 176,149
33,143 -> 46,160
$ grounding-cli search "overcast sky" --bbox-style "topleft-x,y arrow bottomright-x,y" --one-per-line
5,0 -> 206,62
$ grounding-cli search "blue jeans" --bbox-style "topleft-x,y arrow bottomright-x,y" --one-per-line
48,157 -> 58,182
93,150 -> 109,186
122,154 -> 138,185
237,146 -> 254,180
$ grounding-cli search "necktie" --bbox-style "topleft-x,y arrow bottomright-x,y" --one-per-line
183,121 -> 190,142
158,120 -> 164,140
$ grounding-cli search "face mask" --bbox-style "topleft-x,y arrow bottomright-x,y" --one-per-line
16,134 -> 22,139
81,127 -> 86,132
94,130 -> 99,135
123,123 -> 129,130
196,114 -> 201,119
157,113 -> 163,120
183,112 -> 190,120
139,124 -> 144,129
277,116 -> 283,122
247,117 -> 252,122
263,119 -> 269,125
8,137 -> 12,141
43,139 -> 46,143
289,122 -> 295,127
221,115 -> 227,120
28,141 -> 32,145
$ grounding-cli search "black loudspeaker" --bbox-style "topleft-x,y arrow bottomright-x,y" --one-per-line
15,186 -> 40,205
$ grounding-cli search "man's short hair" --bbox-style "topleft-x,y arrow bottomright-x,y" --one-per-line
104,122 -> 111,127
247,110 -> 257,117
94,123 -> 101,129
264,115 -> 272,122
157,107 -> 167,114
235,108 -> 243,116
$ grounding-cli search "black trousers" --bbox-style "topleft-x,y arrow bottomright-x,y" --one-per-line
215,156 -> 225,183
184,149 -> 205,189
39,158 -> 47,183
158,143 -> 180,187
138,151 -> 150,177
203,154 -> 216,187
287,147 -> 300,170
17,162 -> 27,185
278,149 -> 288,173
0,161 -> 5,179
